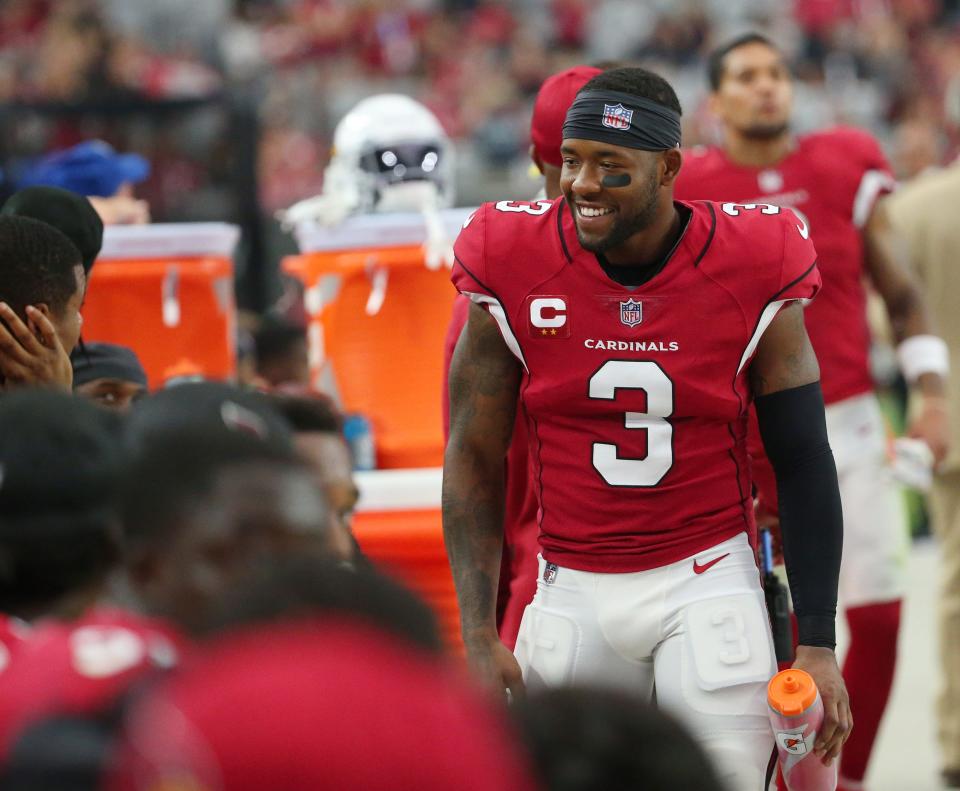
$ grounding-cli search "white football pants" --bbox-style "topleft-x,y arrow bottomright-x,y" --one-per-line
825,392 -> 908,608
514,532 -> 776,791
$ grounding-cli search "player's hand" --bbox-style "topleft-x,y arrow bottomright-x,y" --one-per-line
463,632 -> 525,702
792,645 -> 852,765
89,195 -> 151,225
0,303 -> 72,392
907,398 -> 950,466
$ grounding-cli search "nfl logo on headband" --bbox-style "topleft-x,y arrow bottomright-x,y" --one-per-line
602,103 -> 633,130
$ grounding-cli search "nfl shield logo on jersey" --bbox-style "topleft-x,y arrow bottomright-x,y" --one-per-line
602,103 -> 633,130
619,298 -> 642,327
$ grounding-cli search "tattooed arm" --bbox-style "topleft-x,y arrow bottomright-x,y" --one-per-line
443,301 -> 524,697
750,302 -> 850,765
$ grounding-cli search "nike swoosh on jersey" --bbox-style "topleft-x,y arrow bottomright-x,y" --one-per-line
692,553 -> 730,574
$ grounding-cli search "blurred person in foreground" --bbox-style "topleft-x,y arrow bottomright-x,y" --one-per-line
269,390 -> 361,547
0,215 -> 85,391
442,64 -> 601,652
5,556 -> 445,791
446,65 -> 846,788
675,33 -> 950,789
0,384 -> 350,761
194,555 -> 441,651
0,390 -> 123,646
107,577 -> 537,791
17,140 -> 151,226
513,687 -> 725,791
886,167 -> 960,788
71,341 -> 148,412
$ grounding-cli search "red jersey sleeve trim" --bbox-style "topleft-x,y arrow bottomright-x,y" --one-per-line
691,201 -> 717,267
454,255 -> 528,372
852,169 -> 896,228
736,259 -> 818,376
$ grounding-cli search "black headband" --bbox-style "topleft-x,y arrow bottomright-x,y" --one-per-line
562,89 -> 681,151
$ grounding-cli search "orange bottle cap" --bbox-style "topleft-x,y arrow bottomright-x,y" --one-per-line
768,669 -> 818,716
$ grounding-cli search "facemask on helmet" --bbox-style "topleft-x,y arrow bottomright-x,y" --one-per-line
322,94 -> 454,216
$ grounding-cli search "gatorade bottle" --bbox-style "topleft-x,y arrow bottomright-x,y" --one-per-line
768,669 -> 837,791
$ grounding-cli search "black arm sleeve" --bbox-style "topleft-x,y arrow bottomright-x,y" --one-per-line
755,381 -> 842,649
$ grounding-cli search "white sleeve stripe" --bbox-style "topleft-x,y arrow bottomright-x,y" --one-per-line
852,169 -> 896,228
461,291 -> 528,371
737,299 -> 794,376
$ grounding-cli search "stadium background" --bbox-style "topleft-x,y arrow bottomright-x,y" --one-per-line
0,1 -> 953,787
2,0 -> 957,310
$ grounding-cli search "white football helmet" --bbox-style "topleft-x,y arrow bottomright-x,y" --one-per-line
280,94 -> 456,268
282,95 -> 453,221
329,93 -> 454,213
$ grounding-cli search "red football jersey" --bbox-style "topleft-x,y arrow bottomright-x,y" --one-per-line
0,607 -> 183,757
451,198 -> 820,572
443,295 -> 539,650
674,127 -> 895,406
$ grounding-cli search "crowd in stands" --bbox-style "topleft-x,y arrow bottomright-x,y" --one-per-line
3,0 -> 960,217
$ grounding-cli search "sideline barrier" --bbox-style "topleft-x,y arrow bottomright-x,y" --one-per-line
283,209 -> 472,469
82,223 -> 240,389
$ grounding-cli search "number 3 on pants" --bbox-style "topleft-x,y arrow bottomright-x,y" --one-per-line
588,360 -> 673,487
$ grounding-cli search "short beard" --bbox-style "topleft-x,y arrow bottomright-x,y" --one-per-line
573,181 -> 660,254
740,121 -> 789,141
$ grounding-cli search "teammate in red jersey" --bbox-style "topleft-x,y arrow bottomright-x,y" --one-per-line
445,66 -> 849,789
442,65 -> 601,650
674,34 -> 950,789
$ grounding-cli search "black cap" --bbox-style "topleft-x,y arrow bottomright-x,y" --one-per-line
1,186 -> 104,274
125,382 -> 294,454
0,390 -> 123,518
71,342 -> 148,389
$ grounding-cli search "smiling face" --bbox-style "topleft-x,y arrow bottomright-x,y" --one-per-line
710,41 -> 793,140
560,139 -> 665,254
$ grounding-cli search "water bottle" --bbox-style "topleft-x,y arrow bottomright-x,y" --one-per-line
342,413 -> 376,471
768,669 -> 837,791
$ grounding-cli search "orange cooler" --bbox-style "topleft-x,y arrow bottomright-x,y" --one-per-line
82,223 -> 240,389
283,209 -> 472,470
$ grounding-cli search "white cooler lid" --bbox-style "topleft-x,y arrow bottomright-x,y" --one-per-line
294,208 -> 476,253
99,223 -> 241,260
354,467 -> 442,512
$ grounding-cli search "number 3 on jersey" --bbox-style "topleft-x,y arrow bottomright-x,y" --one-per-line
589,360 -> 674,487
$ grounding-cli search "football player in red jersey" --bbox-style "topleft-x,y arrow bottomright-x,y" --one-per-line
445,66 -> 849,789
673,34 -> 950,790
442,65 -> 602,651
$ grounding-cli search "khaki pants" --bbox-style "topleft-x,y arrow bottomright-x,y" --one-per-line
931,470 -> 960,770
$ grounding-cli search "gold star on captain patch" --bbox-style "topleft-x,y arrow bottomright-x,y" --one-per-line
541,329 -> 548,336
550,328 -> 557,335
